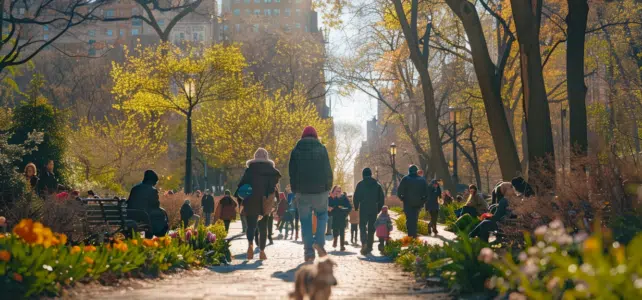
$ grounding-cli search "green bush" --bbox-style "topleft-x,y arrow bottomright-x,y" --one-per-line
0,131 -> 42,207
610,212 -> 642,245
394,213 -> 430,235
9,92 -> 68,184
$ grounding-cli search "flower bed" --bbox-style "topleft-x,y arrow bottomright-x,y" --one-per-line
0,219 -> 230,298
385,220 -> 642,298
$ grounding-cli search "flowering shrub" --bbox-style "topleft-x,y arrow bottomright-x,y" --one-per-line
0,218 -> 230,298
394,214 -> 430,235
490,220 -> 642,299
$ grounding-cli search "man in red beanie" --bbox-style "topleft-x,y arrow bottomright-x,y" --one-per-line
289,126 -> 333,262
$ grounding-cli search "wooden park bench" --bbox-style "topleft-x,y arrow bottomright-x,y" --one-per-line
79,197 -> 152,243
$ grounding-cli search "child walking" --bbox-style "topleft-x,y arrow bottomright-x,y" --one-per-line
348,195 -> 359,245
374,206 -> 393,253
281,194 -> 296,239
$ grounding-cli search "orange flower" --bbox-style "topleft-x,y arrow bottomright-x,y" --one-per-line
0,250 -> 10,262
142,239 -> 155,247
13,273 -> 23,282
56,233 -> 68,246
84,245 -> 97,252
86,268 -> 93,273
0,234 -> 5,239
71,246 -> 81,254
84,256 -> 94,264
113,242 -> 128,252
131,239 -> 139,246
583,237 -> 601,253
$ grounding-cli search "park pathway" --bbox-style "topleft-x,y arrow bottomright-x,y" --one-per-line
69,217 -> 451,300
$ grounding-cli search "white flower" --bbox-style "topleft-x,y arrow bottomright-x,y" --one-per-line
574,232 -> 589,243
549,219 -> 564,230
580,264 -> 595,276
478,247 -> 495,264
568,264 -> 578,273
43,264 -> 53,272
534,225 -> 548,238
518,251 -> 528,262
634,278 -> 642,289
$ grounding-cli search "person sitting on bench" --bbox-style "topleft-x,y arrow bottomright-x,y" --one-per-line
469,182 -> 514,243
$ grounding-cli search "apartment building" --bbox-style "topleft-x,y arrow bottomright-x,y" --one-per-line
220,0 -> 319,38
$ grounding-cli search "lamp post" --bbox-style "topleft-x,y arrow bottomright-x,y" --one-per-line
390,142 -> 398,195
561,107 -> 567,185
184,79 -> 196,193
449,107 -> 461,186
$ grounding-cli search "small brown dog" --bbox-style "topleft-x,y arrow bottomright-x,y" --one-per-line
289,258 -> 338,300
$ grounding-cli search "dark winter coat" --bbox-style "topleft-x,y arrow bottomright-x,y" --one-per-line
38,171 -> 58,195
329,194 -> 352,221
288,137 -> 333,194
397,174 -> 428,208
27,176 -> 39,191
180,202 -> 194,224
127,182 -> 161,212
236,160 -> 281,217
426,180 -> 442,211
353,176 -> 385,216
201,194 -> 215,213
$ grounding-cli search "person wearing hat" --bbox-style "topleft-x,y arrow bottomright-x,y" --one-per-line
201,189 -> 216,226
236,148 -> 281,260
397,165 -> 429,238
353,167 -> 385,255
127,170 -> 168,238
288,126 -> 333,262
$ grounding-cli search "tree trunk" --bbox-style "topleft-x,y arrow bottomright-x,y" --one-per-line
445,0 -> 522,180
185,113 -> 193,194
566,0 -> 589,162
510,0 -> 556,190
391,0 -> 455,192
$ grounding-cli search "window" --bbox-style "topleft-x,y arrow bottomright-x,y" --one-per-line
244,0 -> 250,3
88,30 -> 96,37
264,9 -> 271,16
295,23 -> 301,29
43,25 -> 49,31
233,9 -> 240,16
132,19 -> 142,26
132,8 -> 138,15
296,0 -> 302,3
285,8 -> 291,16
131,28 -> 139,35
254,0 -> 260,3
193,32 -> 198,40
253,24 -> 259,32
296,9 -> 301,16
235,24 -> 241,32
158,19 -> 165,26
223,25 -> 229,31
18,8 -> 25,15
275,0 -> 280,2
265,0 -> 272,3
284,24 -> 291,32
254,9 -> 260,15
245,9 -> 251,15
234,0 -> 241,3
43,34 -> 49,40
106,29 -> 113,36
120,29 -> 125,36
179,32 -> 184,40
89,49 -> 96,56
273,9 -> 280,16
88,39 -> 95,45
104,9 -> 115,18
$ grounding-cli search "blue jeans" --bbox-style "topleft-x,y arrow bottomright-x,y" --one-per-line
297,192 -> 329,259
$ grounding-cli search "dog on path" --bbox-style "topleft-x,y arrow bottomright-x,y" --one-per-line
289,258 -> 338,300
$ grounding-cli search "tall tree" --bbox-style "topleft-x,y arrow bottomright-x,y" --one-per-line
510,0 -> 556,187
111,43 -> 246,193
566,0 -> 589,162
444,0 -> 522,180
389,0 -> 455,191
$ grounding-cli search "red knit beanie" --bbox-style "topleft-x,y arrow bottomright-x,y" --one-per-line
301,126 -> 318,139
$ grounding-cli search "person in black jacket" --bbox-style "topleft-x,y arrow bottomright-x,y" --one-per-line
127,170 -> 168,238
328,185 -> 352,251
38,160 -> 59,197
353,167 -> 385,255
397,165 -> 428,238
201,189 -> 215,226
180,199 -> 199,228
288,126 -> 333,262
236,148 -> 281,260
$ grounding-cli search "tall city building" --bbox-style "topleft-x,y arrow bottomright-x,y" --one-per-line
221,0 -> 318,38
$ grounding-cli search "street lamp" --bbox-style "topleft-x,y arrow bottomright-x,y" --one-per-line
449,106 -> 462,186
390,142 -> 398,195
184,78 -> 196,193
561,107 -> 567,185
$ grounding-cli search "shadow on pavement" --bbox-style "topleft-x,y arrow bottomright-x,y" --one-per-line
358,255 -> 393,264
328,251 -> 357,256
209,260 -> 263,274
271,262 -> 309,283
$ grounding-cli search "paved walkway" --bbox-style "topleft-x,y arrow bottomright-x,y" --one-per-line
69,217 -> 451,300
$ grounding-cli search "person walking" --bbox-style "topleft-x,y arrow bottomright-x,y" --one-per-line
24,163 -> 39,192
285,185 -> 300,241
218,190 -> 238,231
426,180 -> 441,235
180,199 -> 200,228
276,192 -> 288,235
374,206 -> 393,252
353,167 -> 385,255
127,170 -> 169,238
236,148 -> 281,260
289,126 -> 333,262
397,165 -> 428,239
348,195 -> 359,245
328,185 -> 351,251
280,193 -> 296,239
201,189 -> 215,226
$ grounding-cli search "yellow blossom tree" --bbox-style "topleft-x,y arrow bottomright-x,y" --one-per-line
111,42 -> 247,193
195,87 -> 332,174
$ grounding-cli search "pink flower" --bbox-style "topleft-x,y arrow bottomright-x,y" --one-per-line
168,230 -> 178,239
185,230 -> 192,241
207,232 -> 216,243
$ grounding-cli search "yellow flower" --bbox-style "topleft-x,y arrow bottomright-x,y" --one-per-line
84,256 -> 94,264
86,268 -> 93,273
0,250 -> 10,262
71,246 -> 81,254
84,245 -> 97,252
583,237 -> 601,253
56,233 -> 68,246
131,239 -> 138,246
13,273 -> 23,282
114,242 -> 128,252
0,234 -> 5,239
